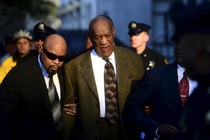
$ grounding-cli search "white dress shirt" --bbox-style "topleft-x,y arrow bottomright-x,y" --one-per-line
91,49 -> 117,117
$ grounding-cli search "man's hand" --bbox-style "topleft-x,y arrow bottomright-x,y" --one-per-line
64,103 -> 77,116
157,124 -> 178,140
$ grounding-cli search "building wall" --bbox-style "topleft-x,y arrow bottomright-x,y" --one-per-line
58,0 -> 152,46
80,0 -> 97,29
97,0 -> 152,46
26,0 -> 177,61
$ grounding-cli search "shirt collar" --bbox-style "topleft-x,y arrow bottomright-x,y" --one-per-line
177,64 -> 185,74
91,49 -> 115,62
38,54 -> 49,78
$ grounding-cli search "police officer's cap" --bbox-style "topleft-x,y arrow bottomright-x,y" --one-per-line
128,21 -> 151,36
33,22 -> 56,41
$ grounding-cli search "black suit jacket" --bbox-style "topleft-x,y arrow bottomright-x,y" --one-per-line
0,56 -> 65,140
123,62 -> 184,140
177,82 -> 210,140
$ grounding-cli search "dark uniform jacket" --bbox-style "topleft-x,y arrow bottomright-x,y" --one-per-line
140,47 -> 167,71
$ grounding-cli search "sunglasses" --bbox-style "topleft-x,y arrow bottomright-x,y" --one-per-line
43,47 -> 66,62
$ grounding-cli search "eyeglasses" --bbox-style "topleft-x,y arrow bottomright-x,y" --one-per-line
43,47 -> 66,62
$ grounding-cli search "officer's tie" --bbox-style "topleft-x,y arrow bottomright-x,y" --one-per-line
179,71 -> 189,107
48,74 -> 62,131
103,58 -> 119,124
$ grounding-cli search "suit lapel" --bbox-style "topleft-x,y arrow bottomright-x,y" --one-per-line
32,58 -> 52,114
58,68 -> 65,106
114,48 -> 130,100
80,51 -> 98,99
166,62 -> 183,108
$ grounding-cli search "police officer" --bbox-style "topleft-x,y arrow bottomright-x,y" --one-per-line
33,21 -> 56,54
128,21 -> 167,71
128,21 -> 168,140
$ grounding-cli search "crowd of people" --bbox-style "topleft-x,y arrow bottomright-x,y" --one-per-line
0,1 -> 210,140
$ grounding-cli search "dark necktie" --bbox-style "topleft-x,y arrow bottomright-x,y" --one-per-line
179,71 -> 189,107
48,74 -> 62,131
103,58 -> 119,124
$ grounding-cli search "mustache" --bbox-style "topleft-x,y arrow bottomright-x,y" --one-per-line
47,64 -> 60,74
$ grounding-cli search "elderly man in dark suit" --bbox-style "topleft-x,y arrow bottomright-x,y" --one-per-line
63,15 -> 144,140
0,34 -> 67,140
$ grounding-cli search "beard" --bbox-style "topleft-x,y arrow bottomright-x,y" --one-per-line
47,65 -> 59,76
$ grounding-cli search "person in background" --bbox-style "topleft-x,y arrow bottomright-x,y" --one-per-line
85,36 -> 93,49
33,21 -> 56,54
128,21 -> 168,139
0,29 -> 35,84
0,36 -> 16,65
0,34 -> 67,140
128,21 -> 167,71
63,15 -> 144,140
